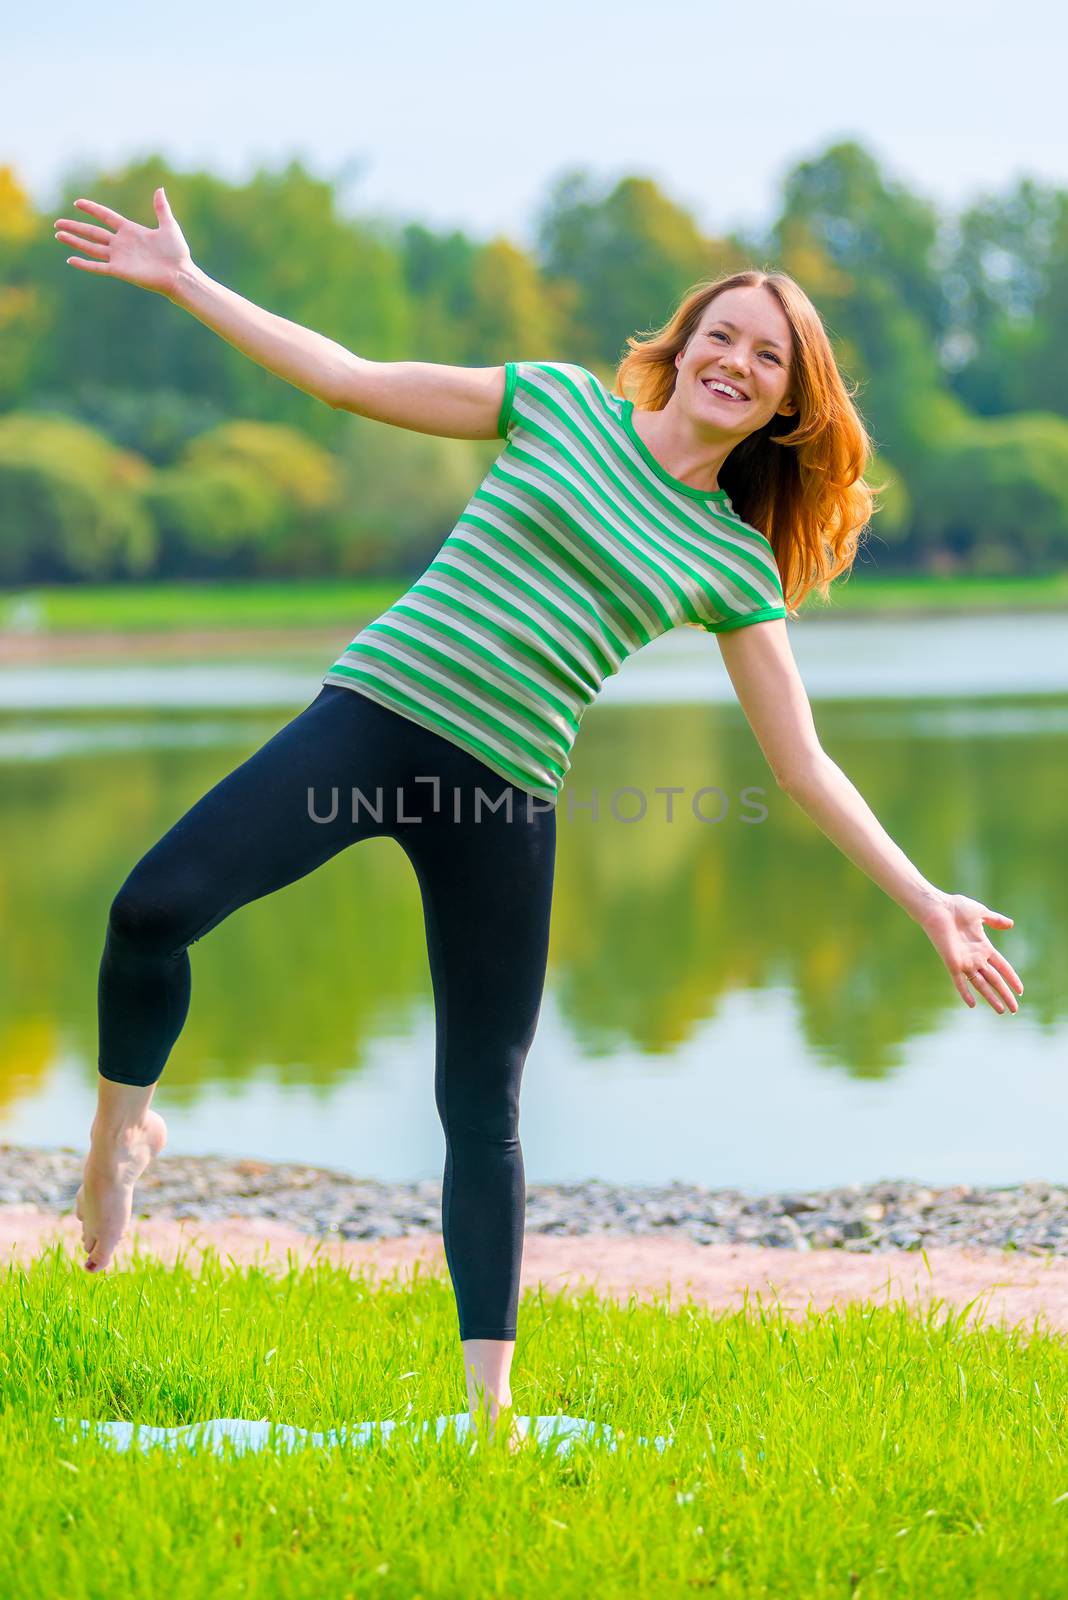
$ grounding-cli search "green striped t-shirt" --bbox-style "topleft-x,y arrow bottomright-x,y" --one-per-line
322,360 -> 787,805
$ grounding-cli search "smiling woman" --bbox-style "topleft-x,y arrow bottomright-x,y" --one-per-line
51,192 -> 1025,1456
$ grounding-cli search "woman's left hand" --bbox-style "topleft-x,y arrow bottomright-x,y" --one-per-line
916,892 -> 1024,1013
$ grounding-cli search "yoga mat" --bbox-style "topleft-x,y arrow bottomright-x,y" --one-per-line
54,1413 -> 671,1458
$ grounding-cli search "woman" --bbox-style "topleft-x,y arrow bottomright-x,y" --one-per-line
53,188 -> 1024,1445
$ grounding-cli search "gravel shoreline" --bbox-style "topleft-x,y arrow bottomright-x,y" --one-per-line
2,1146 -> 1066,1255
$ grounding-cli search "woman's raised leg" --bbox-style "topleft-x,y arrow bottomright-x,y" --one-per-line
81,686 -> 394,1270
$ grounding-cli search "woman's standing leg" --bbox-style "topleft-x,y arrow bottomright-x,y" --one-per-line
81,686 -> 396,1270
397,769 -> 556,1434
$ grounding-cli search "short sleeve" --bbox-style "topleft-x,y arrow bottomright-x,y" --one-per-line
699,541 -> 788,632
496,360 -> 519,439
701,602 -> 787,633
496,359 -> 595,443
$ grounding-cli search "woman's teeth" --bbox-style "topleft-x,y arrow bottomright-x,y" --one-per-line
702,380 -> 747,402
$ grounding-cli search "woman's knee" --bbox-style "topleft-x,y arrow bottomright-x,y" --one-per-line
439,1045 -> 528,1144
106,865 -> 215,958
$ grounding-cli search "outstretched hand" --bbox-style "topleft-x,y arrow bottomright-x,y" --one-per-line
917,892 -> 1023,1013
53,186 -> 193,300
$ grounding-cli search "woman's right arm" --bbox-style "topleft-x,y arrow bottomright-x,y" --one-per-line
54,187 -> 508,441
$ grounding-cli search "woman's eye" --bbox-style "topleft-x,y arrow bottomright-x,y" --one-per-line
708,330 -> 780,364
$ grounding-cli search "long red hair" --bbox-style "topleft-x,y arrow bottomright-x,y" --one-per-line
614,270 -> 887,616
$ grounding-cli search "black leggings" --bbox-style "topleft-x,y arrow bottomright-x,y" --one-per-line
96,684 -> 557,1342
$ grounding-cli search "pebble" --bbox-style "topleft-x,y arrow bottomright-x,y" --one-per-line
1,1146 -> 1065,1254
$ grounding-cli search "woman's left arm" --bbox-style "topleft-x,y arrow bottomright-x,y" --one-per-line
715,619 -> 1025,1015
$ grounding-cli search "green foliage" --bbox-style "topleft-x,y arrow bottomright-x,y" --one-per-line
535,169 -> 738,367
140,457 -> 289,579
3,139 -> 1068,583
22,383 -> 229,466
909,412 -> 1068,573
776,141 -> 947,342
178,421 -> 344,576
0,165 -> 51,409
327,417 -> 495,577
0,412 -> 156,581
865,451 -> 911,550
139,416 -> 348,580
942,178 -> 1068,416
397,226 -> 571,366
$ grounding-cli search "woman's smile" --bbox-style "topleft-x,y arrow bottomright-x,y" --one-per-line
702,376 -> 750,403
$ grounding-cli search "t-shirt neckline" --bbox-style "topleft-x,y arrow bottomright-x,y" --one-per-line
620,399 -> 730,504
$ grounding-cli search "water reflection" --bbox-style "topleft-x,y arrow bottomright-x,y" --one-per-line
1,615 -> 1064,1188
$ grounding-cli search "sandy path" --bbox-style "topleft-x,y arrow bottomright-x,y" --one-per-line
0,625 -> 349,663
4,1210 -> 1068,1336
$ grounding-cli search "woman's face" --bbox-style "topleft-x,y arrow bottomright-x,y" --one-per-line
674,285 -> 797,439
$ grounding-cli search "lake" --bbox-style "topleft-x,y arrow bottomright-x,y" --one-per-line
1,612 -> 1065,1192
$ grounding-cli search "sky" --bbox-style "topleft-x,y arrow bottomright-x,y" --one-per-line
5,0 -> 1065,248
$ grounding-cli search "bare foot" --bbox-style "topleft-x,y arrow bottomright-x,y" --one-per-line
471,1400 -> 530,1455
505,1417 -> 533,1454
75,1111 -> 168,1272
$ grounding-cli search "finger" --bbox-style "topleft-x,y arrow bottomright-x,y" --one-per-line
54,219 -> 114,244
954,972 -> 977,1008
986,949 -> 1024,995
65,257 -> 111,273
56,230 -> 109,258
74,197 -> 127,227
977,964 -> 1018,1012
982,909 -> 1013,927
970,968 -> 1009,1014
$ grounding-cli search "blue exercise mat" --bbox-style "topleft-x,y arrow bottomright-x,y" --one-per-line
55,1414 -> 671,1458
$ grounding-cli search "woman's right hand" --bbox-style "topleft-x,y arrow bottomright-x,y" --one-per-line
53,186 -> 194,300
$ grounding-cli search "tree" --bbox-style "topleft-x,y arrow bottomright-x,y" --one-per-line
0,412 -> 156,581
181,420 -> 343,574
0,165 -> 50,410
941,178 -> 1066,416
326,418 -> 491,578
909,412 -> 1068,573
774,140 -> 947,342
465,237 -> 571,363
26,156 -> 414,448
141,419 -> 344,578
535,170 -> 738,367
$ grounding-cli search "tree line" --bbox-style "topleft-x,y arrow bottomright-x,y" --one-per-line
1,140 -> 1067,586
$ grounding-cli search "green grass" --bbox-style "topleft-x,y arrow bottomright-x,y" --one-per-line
3,1246 -> 1067,1597
0,579 -> 409,635
799,569 -> 1068,614
1,569 -> 1067,637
